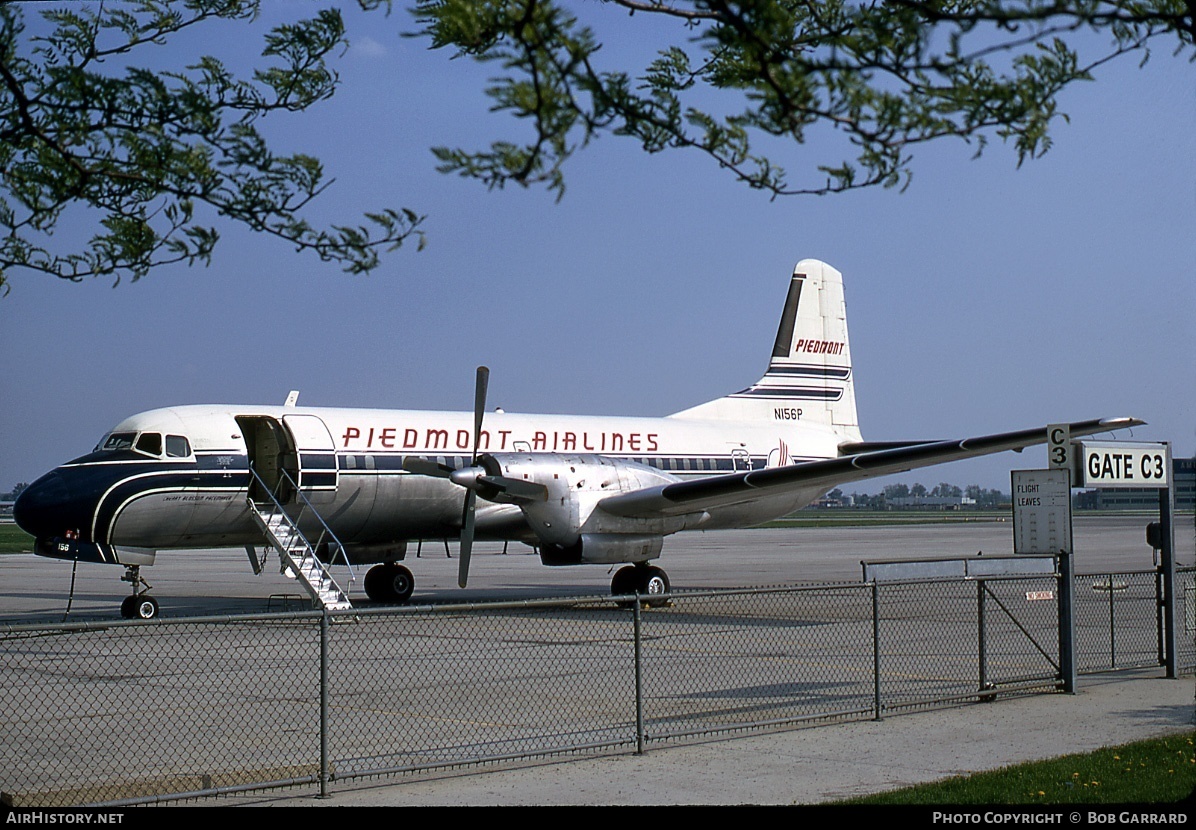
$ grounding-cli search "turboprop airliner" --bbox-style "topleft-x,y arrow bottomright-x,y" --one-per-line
14,259 -> 1142,618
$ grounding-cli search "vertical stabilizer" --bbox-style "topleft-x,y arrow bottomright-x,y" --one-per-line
669,259 -> 860,439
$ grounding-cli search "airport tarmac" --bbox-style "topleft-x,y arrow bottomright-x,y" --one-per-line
2,515 -> 1194,807
2,513 -> 1191,625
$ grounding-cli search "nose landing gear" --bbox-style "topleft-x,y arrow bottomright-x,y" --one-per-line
120,565 -> 159,619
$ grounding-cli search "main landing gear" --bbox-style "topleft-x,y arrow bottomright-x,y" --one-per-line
120,565 -> 159,620
363,563 -> 415,604
611,564 -> 670,607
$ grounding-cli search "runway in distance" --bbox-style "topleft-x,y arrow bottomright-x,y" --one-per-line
13,259 -> 1142,618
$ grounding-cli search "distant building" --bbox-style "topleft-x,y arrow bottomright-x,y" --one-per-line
1073,457 -> 1195,510
886,495 -> 977,510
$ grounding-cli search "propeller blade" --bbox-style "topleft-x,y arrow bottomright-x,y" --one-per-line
459,490 -> 476,588
472,366 -> 489,464
477,475 -> 549,504
402,457 -> 454,477
457,366 -> 490,589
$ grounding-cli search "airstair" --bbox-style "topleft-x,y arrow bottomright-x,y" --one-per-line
246,467 -> 354,611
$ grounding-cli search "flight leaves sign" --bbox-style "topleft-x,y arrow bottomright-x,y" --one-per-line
1012,469 -> 1072,555
1075,441 -> 1170,489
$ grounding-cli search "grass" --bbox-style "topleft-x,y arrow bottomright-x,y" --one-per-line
762,510 -> 1013,528
838,732 -> 1196,805
0,523 -> 34,553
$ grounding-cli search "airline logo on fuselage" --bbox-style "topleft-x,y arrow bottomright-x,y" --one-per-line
792,338 -> 845,356
340,425 -> 660,454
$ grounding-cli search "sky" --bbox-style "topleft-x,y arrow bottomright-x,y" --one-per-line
1,3 -> 1193,496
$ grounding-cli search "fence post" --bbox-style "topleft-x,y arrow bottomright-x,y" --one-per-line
633,594 -> 645,755
1159,465 -> 1178,679
977,580 -> 987,693
1059,552 -> 1077,693
319,610 -> 331,799
1156,568 -> 1166,667
1108,569 -> 1117,670
871,581 -> 882,721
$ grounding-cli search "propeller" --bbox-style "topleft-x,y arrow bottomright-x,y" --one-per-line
400,367 -> 547,589
457,366 -> 489,588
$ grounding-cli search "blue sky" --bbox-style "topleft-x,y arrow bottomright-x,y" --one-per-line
2,3 -> 1193,495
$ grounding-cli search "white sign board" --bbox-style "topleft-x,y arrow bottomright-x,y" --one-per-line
1012,469 -> 1072,555
1075,441 -> 1170,489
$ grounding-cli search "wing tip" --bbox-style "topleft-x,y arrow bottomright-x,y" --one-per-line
1098,416 -> 1146,429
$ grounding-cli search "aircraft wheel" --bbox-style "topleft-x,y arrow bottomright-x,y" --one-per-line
121,595 -> 159,620
364,563 -> 415,604
388,564 -> 415,603
640,566 -> 670,607
611,565 -> 669,608
611,565 -> 639,599
364,565 -> 384,601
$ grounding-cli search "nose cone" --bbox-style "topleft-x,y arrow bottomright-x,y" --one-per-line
13,471 -> 72,539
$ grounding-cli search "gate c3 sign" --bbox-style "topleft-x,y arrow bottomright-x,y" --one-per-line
1075,441 -> 1170,489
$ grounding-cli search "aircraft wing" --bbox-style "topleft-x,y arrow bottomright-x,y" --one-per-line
598,417 -> 1145,519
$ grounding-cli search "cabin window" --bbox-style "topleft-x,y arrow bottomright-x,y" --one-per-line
165,435 -> 192,458
135,432 -> 162,456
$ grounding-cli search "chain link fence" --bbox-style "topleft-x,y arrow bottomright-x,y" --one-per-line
2,568 -> 1192,808
1075,571 -> 1167,672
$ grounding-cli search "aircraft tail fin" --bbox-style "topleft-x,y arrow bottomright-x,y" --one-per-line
669,259 -> 861,440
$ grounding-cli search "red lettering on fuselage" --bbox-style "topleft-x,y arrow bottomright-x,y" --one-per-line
340,423 -> 662,456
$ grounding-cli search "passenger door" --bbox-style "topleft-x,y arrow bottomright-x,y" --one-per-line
282,414 -> 339,504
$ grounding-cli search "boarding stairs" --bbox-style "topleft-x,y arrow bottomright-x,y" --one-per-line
246,467 -> 353,611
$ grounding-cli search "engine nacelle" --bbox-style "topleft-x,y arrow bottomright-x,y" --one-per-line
478,453 -> 685,558
324,541 -> 408,565
540,533 -> 664,566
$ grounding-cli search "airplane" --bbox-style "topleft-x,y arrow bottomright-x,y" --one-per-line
13,258 -> 1143,619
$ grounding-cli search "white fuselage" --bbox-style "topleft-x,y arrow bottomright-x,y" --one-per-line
86,403 -> 847,559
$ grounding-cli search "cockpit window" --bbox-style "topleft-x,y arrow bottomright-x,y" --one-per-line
93,430 -> 190,459
135,432 -> 162,456
98,432 -> 137,452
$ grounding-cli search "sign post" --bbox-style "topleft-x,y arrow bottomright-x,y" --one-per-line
1159,457 -> 1178,678
1072,440 -> 1177,679
1012,467 -> 1075,692
1011,437 -> 1177,689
